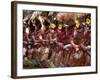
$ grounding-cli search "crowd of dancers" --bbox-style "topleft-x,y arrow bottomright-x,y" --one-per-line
23,11 -> 91,68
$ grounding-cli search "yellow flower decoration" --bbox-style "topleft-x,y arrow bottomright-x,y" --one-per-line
86,18 -> 91,25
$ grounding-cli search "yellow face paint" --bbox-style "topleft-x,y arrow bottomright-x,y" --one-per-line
75,20 -> 80,28
86,18 -> 91,25
58,24 -> 62,29
50,23 -> 56,29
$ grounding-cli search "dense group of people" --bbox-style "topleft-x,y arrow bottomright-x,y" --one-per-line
23,11 -> 91,69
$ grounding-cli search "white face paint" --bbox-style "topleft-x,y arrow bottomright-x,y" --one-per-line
25,28 -> 29,34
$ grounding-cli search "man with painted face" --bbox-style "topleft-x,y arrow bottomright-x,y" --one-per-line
56,23 -> 66,45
